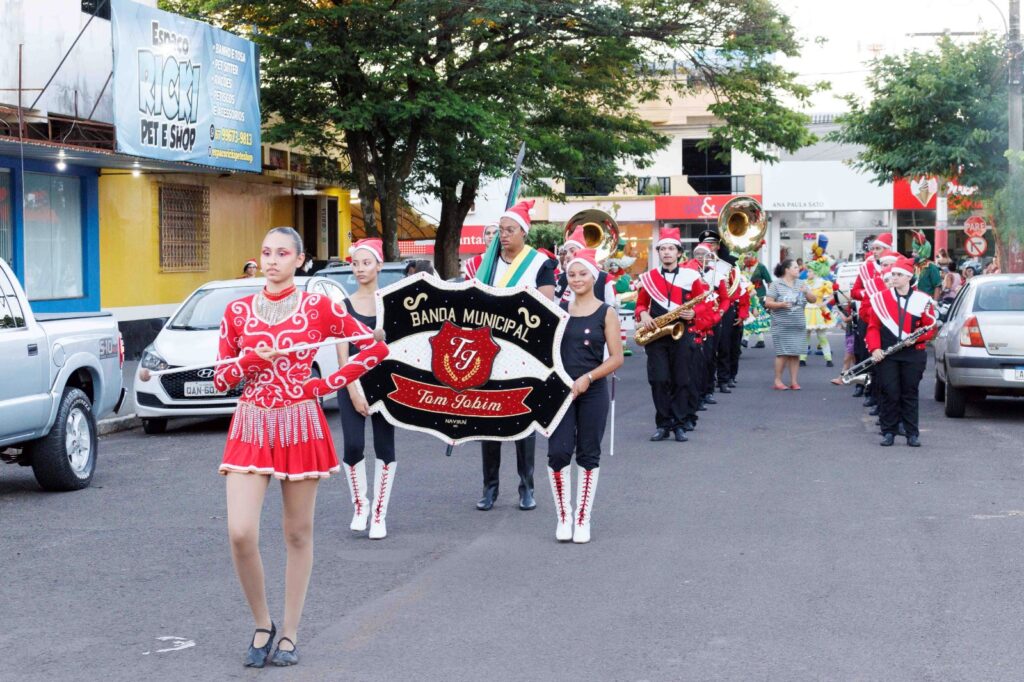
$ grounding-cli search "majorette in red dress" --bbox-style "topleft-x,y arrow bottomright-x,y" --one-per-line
214,286 -> 389,480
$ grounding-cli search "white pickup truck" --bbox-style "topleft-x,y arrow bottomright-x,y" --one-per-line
0,258 -> 125,491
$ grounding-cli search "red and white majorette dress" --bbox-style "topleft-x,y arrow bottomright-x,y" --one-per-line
214,286 -> 389,480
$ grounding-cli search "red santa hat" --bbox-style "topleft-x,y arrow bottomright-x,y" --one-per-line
878,250 -> 899,264
655,227 -> 683,249
350,238 -> 384,263
693,242 -> 714,256
566,248 -> 601,280
564,227 -> 587,251
244,259 -> 257,268
890,256 -> 915,278
872,233 -> 894,249
500,199 -> 535,233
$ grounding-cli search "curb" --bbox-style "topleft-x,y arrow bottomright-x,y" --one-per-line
98,414 -> 142,436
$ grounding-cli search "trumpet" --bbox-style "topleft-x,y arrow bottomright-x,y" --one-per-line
634,290 -> 713,346
840,323 -> 937,385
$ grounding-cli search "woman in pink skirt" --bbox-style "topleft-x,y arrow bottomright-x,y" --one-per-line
213,226 -> 388,667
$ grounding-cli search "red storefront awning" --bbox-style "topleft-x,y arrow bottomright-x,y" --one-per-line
654,194 -> 762,221
398,225 -> 487,257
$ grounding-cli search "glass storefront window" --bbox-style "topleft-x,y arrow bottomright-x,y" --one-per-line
0,170 -> 12,263
24,173 -> 83,300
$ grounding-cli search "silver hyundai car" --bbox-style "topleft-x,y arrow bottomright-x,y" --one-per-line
933,273 -> 1024,417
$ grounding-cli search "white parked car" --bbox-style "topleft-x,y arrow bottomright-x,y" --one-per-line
133,276 -> 348,434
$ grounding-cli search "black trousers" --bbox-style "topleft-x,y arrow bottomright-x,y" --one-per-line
729,307 -> 743,379
716,303 -> 739,384
875,349 -> 926,437
704,325 -> 719,394
337,390 -> 395,466
548,379 -> 609,471
682,333 -> 704,421
645,334 -> 693,428
854,317 -> 876,397
480,434 -> 535,495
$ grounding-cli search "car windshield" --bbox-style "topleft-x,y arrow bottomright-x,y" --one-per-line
972,281 -> 1024,312
320,268 -> 405,294
168,285 -> 264,330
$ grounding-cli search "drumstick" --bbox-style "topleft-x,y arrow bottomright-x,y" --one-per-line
140,334 -> 375,380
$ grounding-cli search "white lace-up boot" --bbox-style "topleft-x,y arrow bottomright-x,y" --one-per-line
547,466 -> 574,541
368,460 -> 395,540
345,460 -> 369,532
573,466 -> 600,544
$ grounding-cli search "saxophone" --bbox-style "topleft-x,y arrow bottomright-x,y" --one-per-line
634,290 -> 713,346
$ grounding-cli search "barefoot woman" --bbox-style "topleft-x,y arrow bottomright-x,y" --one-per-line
213,227 -> 388,667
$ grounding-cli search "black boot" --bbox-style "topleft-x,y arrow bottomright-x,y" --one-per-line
516,436 -> 536,510
650,427 -> 671,441
852,385 -> 864,398
477,443 -> 500,511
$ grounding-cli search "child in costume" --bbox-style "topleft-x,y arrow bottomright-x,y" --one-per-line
800,236 -> 836,366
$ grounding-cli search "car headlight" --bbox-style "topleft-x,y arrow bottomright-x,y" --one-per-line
140,346 -> 170,371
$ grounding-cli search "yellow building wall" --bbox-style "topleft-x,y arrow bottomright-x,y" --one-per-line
100,174 -> 350,309
323,187 -> 352,256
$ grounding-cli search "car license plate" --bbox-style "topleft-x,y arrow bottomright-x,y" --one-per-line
1009,367 -> 1024,382
184,381 -> 225,397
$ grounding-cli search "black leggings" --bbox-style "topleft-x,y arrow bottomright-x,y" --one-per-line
337,390 -> 395,465
547,379 -> 609,471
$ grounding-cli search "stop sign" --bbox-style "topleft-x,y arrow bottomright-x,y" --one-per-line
964,216 -> 987,238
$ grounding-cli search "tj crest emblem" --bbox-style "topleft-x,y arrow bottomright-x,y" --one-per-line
429,321 -> 500,392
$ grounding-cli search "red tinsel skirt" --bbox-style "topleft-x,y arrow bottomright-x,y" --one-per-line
219,400 -> 340,481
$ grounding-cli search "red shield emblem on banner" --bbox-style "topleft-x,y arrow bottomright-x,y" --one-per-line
430,321 -> 500,391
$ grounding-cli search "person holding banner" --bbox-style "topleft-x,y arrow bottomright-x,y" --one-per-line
334,239 -> 398,540
463,222 -> 499,280
547,249 -> 623,543
474,199 -> 556,511
214,227 -> 388,667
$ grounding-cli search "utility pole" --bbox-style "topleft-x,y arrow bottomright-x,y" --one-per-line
1011,0 -> 1022,162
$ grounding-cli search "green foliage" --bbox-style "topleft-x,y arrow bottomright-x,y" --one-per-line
990,166 -> 1024,244
830,36 -> 1008,195
526,223 -> 564,252
160,0 -> 818,272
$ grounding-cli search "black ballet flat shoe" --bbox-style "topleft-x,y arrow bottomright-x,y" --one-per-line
906,435 -> 921,447
880,433 -> 895,447
244,622 -> 276,668
826,360 -> 834,368
799,359 -> 807,367
270,637 -> 298,667
673,427 -> 688,442
852,385 -> 865,398
650,428 -> 671,442
754,341 -> 766,349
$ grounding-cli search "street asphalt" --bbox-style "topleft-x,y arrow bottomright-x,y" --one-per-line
2,334 -> 1024,681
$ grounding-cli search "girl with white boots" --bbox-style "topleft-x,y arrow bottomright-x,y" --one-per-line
547,249 -> 624,543
336,239 -> 396,540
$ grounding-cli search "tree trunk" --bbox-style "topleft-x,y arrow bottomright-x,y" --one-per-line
993,225 -> 1024,272
345,130 -> 380,240
379,178 -> 402,262
434,175 -> 480,279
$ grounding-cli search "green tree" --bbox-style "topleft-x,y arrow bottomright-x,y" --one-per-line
829,36 -> 1020,268
164,1 -> 816,271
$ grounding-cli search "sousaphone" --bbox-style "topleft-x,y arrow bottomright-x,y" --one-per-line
562,209 -> 620,262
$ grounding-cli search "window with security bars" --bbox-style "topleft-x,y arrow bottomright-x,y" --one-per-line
159,184 -> 210,272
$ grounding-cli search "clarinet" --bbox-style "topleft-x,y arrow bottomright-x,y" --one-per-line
840,322 -> 937,385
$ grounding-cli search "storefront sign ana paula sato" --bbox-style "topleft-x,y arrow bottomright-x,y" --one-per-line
361,273 -> 574,445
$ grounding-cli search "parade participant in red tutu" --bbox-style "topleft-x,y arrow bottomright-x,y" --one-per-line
214,227 -> 388,668
547,249 -> 623,543
336,239 -> 397,540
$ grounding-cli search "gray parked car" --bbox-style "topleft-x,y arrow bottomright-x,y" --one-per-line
933,273 -> 1024,417
0,258 -> 125,490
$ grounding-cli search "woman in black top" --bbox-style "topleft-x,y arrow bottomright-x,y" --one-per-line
335,239 -> 397,539
547,249 -> 624,543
